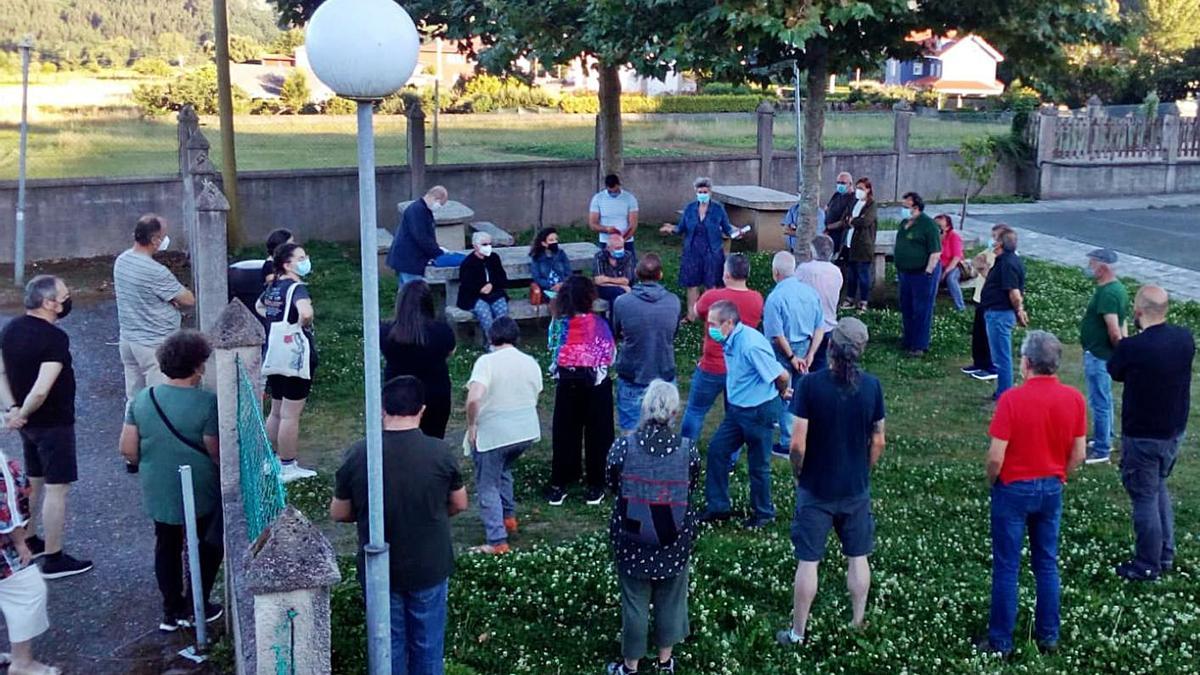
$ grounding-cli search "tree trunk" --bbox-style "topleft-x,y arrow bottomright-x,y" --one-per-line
597,63 -> 623,179
961,185 -> 969,226
797,38 -> 829,263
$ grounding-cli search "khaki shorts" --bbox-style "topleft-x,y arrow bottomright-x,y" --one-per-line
0,565 -> 49,644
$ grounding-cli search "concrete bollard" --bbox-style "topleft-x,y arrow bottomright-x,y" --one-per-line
246,506 -> 341,675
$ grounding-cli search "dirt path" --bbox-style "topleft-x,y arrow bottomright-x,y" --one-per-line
0,300 -> 219,673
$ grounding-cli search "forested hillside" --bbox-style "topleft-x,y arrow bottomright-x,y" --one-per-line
0,0 -> 283,67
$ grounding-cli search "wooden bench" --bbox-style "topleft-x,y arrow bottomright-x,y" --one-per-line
871,229 -> 980,289
423,242 -> 599,337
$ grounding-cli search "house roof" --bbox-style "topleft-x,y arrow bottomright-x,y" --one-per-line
908,76 -> 1005,95
905,31 -> 1004,63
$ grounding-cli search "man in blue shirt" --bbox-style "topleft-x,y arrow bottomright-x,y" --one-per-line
388,186 -> 449,285
589,174 -> 640,257
702,300 -> 791,529
776,317 -> 885,647
763,252 -> 825,458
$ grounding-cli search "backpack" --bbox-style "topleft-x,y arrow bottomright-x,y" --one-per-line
617,433 -> 690,547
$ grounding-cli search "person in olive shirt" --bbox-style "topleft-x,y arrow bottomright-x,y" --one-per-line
1079,249 -> 1128,464
893,192 -> 941,356
331,376 -> 468,675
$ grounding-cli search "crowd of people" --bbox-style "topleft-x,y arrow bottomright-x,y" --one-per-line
0,167 -> 1189,674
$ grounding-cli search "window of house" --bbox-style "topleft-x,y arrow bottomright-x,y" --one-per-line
913,60 -> 923,76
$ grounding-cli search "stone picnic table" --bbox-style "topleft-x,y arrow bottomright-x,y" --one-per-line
710,185 -> 798,252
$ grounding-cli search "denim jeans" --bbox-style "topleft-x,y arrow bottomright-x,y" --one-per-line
929,262 -> 943,306
472,297 -> 509,343
985,310 -> 1016,398
399,272 -> 426,285
704,397 -> 782,521
845,261 -> 872,304
775,340 -> 810,449
943,266 -> 965,311
1120,435 -> 1181,572
390,579 -> 449,675
989,477 -> 1063,652
680,367 -> 725,442
473,441 -> 529,545
1083,351 -> 1114,455
898,271 -> 935,351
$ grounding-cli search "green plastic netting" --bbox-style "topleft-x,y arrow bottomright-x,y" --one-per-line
237,355 -> 286,541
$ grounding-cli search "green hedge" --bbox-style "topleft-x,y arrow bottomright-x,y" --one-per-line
557,93 -> 773,114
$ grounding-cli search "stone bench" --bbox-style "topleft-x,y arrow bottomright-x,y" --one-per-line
469,221 -> 515,247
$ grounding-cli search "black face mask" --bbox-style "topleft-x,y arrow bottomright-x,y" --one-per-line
547,243 -> 560,254
57,297 -> 72,319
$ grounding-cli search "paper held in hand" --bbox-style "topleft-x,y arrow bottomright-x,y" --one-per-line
731,225 -> 752,239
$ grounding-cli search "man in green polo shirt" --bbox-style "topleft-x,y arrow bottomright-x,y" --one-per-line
1079,248 -> 1128,464
894,192 -> 941,357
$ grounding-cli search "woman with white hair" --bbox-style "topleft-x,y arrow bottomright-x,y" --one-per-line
604,380 -> 699,675
659,177 -> 739,322
456,232 -> 510,343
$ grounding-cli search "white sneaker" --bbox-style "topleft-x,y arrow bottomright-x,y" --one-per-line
279,463 -> 318,483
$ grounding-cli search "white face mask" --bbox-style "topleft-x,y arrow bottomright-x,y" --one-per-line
855,189 -> 866,200
430,200 -> 444,212
157,235 -> 171,252
478,245 -> 493,257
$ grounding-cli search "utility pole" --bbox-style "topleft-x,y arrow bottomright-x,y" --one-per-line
793,59 -> 803,195
212,0 -> 243,247
14,36 -> 33,288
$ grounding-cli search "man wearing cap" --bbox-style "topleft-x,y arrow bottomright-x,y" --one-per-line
1080,248 -> 1128,464
776,317 -> 885,647
1106,286 -> 1194,581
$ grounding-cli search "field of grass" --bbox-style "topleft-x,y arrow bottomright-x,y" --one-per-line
273,229 -> 1200,674
0,111 -> 1009,180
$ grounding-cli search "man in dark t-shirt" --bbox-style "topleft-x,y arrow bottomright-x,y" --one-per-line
777,317 -> 885,647
979,230 -> 1028,400
1107,286 -> 1195,580
332,376 -> 466,673
0,275 -> 93,579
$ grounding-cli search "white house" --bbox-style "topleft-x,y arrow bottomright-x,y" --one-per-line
885,30 -> 1005,101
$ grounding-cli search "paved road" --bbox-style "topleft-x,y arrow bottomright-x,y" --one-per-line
0,301 -> 213,673
995,206 -> 1200,272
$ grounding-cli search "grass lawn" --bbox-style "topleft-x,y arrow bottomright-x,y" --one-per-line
0,112 -> 1009,180
275,229 -> 1200,674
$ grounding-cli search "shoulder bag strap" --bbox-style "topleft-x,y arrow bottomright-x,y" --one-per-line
282,281 -> 305,326
148,387 -> 210,458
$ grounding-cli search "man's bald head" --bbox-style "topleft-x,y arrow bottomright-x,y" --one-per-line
1135,285 -> 1169,321
425,185 -> 448,201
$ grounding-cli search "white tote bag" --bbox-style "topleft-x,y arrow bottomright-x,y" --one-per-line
261,281 -> 311,380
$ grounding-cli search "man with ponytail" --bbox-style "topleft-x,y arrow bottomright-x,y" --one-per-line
776,317 -> 885,647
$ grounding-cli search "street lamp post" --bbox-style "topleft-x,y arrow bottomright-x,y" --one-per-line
15,36 -> 33,287
305,1 -> 420,673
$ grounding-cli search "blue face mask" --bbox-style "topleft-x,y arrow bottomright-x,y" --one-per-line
697,193 -> 711,204
708,326 -> 726,343
608,189 -> 621,198
836,183 -> 848,194
899,207 -> 912,220
611,249 -> 626,259
296,258 -> 312,277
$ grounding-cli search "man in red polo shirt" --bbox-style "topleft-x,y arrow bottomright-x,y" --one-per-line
979,330 -> 1086,656
680,253 -> 764,449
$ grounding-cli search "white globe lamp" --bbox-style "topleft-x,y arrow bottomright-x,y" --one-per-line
304,3 -> 421,673
305,0 -> 420,100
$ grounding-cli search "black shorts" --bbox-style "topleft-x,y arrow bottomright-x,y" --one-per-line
267,375 -> 312,401
20,425 -> 77,484
790,489 -> 875,562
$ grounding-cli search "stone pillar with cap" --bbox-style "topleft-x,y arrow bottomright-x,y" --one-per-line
208,300 -> 266,674
756,101 -> 775,186
195,179 -> 230,338
246,506 -> 341,675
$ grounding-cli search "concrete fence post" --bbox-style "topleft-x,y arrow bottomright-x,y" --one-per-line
195,180 -> 230,337
1163,113 -> 1181,193
1036,104 -> 1060,166
246,506 -> 341,675
892,102 -> 913,202
406,100 -> 427,200
209,300 -> 266,675
755,101 -> 775,186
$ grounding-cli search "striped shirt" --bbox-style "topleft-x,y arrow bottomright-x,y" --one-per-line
114,249 -> 184,345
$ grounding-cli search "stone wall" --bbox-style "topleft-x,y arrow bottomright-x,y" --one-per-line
0,149 -> 1016,263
